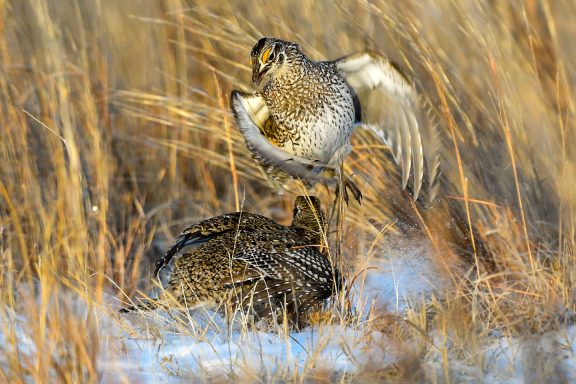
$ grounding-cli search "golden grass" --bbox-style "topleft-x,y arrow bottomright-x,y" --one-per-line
0,0 -> 574,382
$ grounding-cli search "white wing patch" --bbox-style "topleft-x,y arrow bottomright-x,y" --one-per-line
230,91 -> 335,184
336,52 -> 426,199
238,92 -> 269,128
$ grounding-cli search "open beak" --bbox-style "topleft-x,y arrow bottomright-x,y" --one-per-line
251,61 -> 267,86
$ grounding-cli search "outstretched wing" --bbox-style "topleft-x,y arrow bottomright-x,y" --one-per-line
231,90 -> 335,184
334,52 -> 428,199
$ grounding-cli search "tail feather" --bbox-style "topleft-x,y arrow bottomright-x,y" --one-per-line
419,94 -> 442,206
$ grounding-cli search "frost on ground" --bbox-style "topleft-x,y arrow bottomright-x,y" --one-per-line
2,239 -> 575,382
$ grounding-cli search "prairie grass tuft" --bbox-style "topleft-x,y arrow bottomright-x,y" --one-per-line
0,0 -> 574,382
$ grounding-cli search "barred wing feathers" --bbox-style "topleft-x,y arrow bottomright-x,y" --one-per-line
334,52 -> 429,199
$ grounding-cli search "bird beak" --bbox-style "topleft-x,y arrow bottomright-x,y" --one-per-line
252,69 -> 261,85
252,61 -> 267,86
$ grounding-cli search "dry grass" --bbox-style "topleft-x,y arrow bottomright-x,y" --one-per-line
0,0 -> 574,382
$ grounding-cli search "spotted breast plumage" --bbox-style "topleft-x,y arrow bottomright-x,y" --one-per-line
231,37 -> 439,203
120,196 -> 339,321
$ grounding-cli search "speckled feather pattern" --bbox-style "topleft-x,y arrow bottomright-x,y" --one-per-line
233,38 -> 433,200
260,47 -> 355,164
121,197 -> 337,319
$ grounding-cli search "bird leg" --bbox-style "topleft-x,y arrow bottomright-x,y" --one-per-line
334,164 -> 346,276
334,175 -> 362,206
344,176 -> 362,205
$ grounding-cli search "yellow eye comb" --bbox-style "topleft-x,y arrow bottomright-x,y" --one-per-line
261,47 -> 272,63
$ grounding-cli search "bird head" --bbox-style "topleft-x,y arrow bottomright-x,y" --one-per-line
250,37 -> 298,85
291,195 -> 326,245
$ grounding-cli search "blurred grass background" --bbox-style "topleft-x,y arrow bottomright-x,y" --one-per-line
0,0 -> 574,381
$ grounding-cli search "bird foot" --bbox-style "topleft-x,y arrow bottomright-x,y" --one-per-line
343,177 -> 362,205
335,177 -> 362,206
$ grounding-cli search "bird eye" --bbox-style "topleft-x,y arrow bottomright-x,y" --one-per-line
261,46 -> 276,63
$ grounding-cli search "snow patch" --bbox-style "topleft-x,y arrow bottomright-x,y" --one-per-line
100,310 -> 395,382
353,238 -> 455,315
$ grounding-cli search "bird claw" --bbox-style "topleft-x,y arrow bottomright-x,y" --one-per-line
344,177 -> 362,205
335,177 -> 362,206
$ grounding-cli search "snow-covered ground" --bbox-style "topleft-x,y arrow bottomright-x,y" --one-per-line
100,319 -> 394,382
2,239 -> 575,382
102,311 -> 576,382
354,239 -> 457,315
100,239 -> 441,382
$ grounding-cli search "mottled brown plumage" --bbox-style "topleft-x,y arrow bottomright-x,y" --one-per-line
120,196 -> 339,321
232,37 -> 440,203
